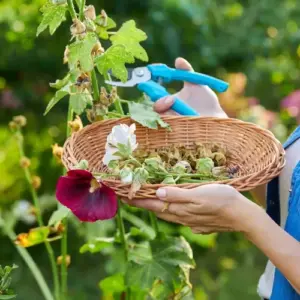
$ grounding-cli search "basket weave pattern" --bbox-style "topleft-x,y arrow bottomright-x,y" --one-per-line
62,116 -> 285,199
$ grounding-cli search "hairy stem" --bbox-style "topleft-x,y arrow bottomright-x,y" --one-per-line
67,0 -> 77,19
60,103 -> 74,299
91,69 -> 100,101
116,200 -> 128,261
16,132 -> 60,300
114,98 -> 125,115
5,227 -> 54,300
79,0 -> 86,21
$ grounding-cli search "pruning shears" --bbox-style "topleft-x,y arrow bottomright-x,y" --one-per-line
105,64 -> 229,116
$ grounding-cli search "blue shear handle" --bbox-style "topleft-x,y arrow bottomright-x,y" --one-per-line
138,80 -> 199,116
148,64 -> 229,93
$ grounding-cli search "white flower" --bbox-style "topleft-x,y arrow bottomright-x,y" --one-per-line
13,200 -> 36,225
102,124 -> 138,166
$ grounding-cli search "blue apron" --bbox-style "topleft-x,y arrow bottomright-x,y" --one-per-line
267,126 -> 300,299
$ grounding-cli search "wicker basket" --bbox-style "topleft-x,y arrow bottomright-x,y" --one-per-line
62,116 -> 285,200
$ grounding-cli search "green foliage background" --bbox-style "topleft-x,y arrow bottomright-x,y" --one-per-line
0,0 -> 299,299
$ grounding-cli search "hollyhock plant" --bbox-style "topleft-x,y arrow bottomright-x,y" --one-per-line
56,169 -> 117,222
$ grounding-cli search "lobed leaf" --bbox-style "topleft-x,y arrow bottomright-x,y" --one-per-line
128,102 -> 169,129
95,44 -> 134,82
44,84 -> 70,115
48,206 -> 70,227
80,237 -> 114,254
96,17 -> 117,40
69,92 -> 93,115
37,2 -> 67,36
99,273 -> 125,296
126,237 -> 195,291
68,33 -> 98,72
110,20 -> 148,61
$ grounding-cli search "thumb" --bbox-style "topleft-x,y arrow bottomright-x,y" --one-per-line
156,187 -> 193,203
153,96 -> 174,113
175,57 -> 195,89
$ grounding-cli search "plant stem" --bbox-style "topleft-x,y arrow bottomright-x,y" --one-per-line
116,200 -> 128,261
79,0 -> 86,21
114,98 -> 124,115
4,227 -> 54,300
149,212 -> 159,237
91,69 -> 100,101
67,0 -> 77,19
17,133 -> 60,299
61,103 -> 74,300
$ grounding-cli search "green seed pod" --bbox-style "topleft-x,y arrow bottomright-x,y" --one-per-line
196,158 -> 214,175
162,175 -> 176,184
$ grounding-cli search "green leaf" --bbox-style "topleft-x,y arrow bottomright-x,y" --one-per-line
95,44 -> 134,82
0,295 -> 17,299
68,33 -> 98,72
48,206 -> 70,227
121,210 -> 155,240
49,74 -> 70,89
37,2 -> 67,36
110,20 -> 148,61
80,237 -> 114,254
70,93 -> 93,115
126,237 -> 195,290
179,226 -> 218,248
128,102 -> 169,129
96,17 -> 116,40
99,273 -> 125,296
44,84 -> 70,115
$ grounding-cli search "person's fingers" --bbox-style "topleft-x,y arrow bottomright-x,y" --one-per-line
156,187 -> 194,203
156,212 -> 187,225
153,96 -> 174,113
191,226 -> 234,234
175,57 -> 194,71
130,199 -> 165,213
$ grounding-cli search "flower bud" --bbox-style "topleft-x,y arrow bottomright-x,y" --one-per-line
129,167 -> 149,199
196,158 -> 214,175
31,176 -> 42,190
162,175 -> 176,184
120,167 -> 133,184
84,5 -> 96,20
57,255 -> 71,267
68,115 -> 83,133
173,161 -> 192,174
212,166 -> 229,177
9,121 -> 18,130
211,152 -> 226,167
20,157 -> 31,169
92,41 -> 105,56
63,46 -> 69,64
70,19 -> 86,37
52,144 -> 63,161
13,115 -> 27,127
144,157 -> 162,171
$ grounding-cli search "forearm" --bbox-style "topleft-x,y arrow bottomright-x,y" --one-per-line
243,205 -> 300,293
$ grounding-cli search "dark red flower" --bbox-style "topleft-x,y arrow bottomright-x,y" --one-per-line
56,170 -> 117,222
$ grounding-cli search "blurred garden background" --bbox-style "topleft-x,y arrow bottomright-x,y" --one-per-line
0,0 -> 300,299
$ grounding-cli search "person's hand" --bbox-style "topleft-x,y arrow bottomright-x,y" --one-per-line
153,57 -> 227,117
131,184 -> 261,234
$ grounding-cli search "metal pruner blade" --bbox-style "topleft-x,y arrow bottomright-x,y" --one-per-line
105,67 -> 151,87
